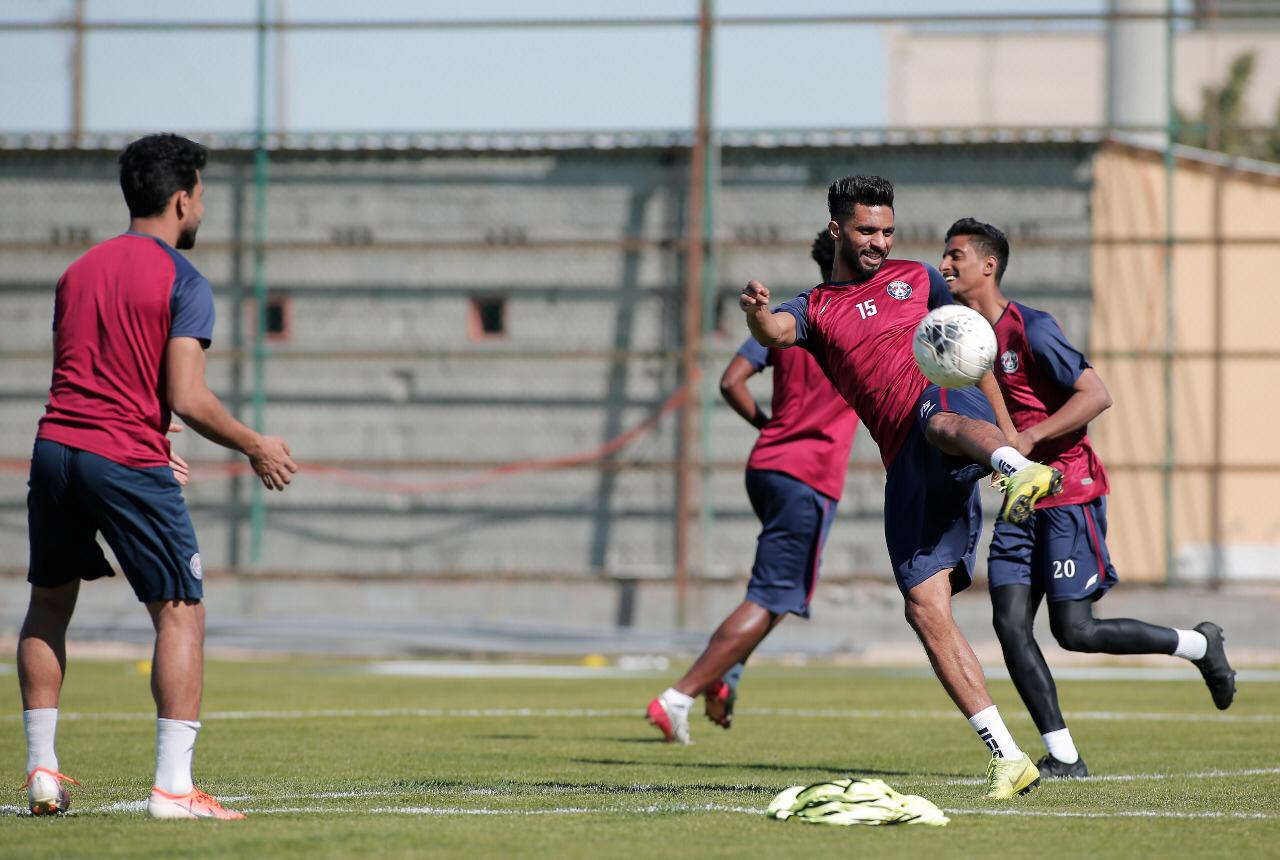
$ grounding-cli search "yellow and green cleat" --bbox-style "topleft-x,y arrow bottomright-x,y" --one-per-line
983,753 -> 1042,800
997,463 -> 1064,524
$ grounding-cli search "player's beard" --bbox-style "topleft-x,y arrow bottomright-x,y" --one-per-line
838,235 -> 886,280
176,221 -> 200,250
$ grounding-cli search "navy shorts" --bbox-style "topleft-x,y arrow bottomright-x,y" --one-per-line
884,385 -> 995,597
744,469 -> 838,618
27,439 -> 204,603
988,496 -> 1117,602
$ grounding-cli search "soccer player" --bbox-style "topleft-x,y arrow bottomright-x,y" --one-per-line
940,217 -> 1237,778
647,231 -> 859,745
741,175 -> 1061,799
19,134 -> 297,819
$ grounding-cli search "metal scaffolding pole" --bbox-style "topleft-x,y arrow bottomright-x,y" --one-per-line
250,0 -> 270,564
1162,0 -> 1176,583
68,0 -> 84,143
674,0 -> 712,629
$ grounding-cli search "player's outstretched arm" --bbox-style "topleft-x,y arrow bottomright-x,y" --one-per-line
1016,368 -> 1112,454
740,279 -> 796,348
164,337 -> 298,491
719,356 -> 769,429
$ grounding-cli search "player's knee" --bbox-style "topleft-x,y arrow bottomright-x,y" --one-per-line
904,594 -> 950,637
25,584 -> 78,623
1051,615 -> 1100,653
992,610 -> 1032,649
923,412 -> 961,448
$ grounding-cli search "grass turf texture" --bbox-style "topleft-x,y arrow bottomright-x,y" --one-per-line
2,660 -> 1277,859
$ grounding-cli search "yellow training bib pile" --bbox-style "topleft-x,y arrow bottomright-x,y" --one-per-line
766,778 -> 949,826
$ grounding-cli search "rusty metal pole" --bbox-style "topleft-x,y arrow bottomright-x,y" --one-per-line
675,0 -> 712,630
69,0 -> 85,143
1210,168 -> 1225,589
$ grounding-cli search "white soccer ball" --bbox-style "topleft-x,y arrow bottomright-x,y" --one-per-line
912,304 -> 997,388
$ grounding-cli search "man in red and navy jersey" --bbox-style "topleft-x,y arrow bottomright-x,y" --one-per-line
18,134 -> 297,819
741,176 -> 1062,800
942,217 -> 1236,779
647,231 -> 859,745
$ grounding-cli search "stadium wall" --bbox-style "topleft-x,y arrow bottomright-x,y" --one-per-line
0,139 -> 1129,591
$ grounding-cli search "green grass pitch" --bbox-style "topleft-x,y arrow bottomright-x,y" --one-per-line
2,660 -> 1277,858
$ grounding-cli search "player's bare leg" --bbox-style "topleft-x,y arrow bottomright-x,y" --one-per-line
904,571 -> 992,717
905,570 -> 1040,798
143,598 -> 240,819
18,581 -> 82,814
924,410 -> 1007,464
17,581 -> 80,711
674,600 -> 780,699
926,412 -> 1063,522
648,601 -> 781,742
148,599 -> 205,720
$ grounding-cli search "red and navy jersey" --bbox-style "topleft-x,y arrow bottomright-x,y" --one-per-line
37,232 -> 216,469
993,301 -> 1108,507
736,337 -> 858,501
777,259 -> 950,467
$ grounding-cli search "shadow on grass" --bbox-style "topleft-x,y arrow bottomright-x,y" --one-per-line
572,757 -> 958,779
387,777 -> 776,796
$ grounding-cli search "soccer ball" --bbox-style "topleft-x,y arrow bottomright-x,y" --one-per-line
912,304 -> 997,388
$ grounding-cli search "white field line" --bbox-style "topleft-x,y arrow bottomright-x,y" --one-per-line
943,808 -> 1273,820
938,766 -> 1280,786
6,800 -> 1271,821
1,706 -> 1273,723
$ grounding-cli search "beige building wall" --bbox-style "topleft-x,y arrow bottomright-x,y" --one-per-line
887,29 -> 1280,129
1089,143 -> 1280,583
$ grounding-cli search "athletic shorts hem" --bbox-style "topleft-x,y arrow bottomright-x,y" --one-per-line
744,587 -> 811,619
897,559 -> 974,597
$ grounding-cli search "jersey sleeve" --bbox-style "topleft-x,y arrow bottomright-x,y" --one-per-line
169,274 -> 216,348
1024,309 -> 1090,389
735,337 -> 769,372
774,290 -> 812,347
925,264 -> 953,309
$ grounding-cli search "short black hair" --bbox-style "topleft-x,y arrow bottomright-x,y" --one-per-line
810,229 -> 835,282
945,217 -> 1010,283
118,134 -> 208,218
827,175 -> 894,223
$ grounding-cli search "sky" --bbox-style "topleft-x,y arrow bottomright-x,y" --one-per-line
0,0 -> 1180,134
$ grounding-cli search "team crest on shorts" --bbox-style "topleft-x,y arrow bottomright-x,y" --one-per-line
886,280 -> 912,300
189,553 -> 203,581
1000,350 -> 1019,373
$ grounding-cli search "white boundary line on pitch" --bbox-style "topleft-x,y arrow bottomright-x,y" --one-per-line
4,801 -> 1271,821
937,766 -> 1280,786
1,706 -> 1273,723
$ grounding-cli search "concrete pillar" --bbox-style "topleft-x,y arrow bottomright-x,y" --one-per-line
1106,0 -> 1170,148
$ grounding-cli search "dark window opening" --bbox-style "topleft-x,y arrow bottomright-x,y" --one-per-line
264,294 -> 291,341
470,296 -> 506,339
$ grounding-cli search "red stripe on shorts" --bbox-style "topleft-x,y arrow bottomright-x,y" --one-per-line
1082,505 -> 1107,586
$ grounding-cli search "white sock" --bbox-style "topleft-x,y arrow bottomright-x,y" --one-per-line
1042,728 -> 1079,764
968,705 -> 1023,759
1173,628 -> 1208,661
23,708 -> 59,774
660,688 -> 695,715
991,446 -> 1034,477
154,718 -> 200,795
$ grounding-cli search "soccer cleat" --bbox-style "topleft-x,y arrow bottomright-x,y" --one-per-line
983,753 -> 1041,800
147,787 -> 246,820
1192,621 -> 1236,710
646,697 -> 692,745
704,678 -> 737,729
997,463 -> 1064,524
24,767 -> 80,816
1035,754 -> 1089,779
